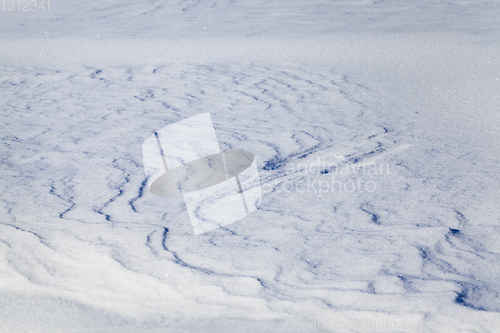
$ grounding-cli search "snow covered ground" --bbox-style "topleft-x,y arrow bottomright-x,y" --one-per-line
1,1 -> 499,332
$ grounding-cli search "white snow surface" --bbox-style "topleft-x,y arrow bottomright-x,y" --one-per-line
1,1 -> 500,332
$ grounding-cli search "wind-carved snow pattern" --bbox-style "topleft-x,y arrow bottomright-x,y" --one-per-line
1,11 -> 500,329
